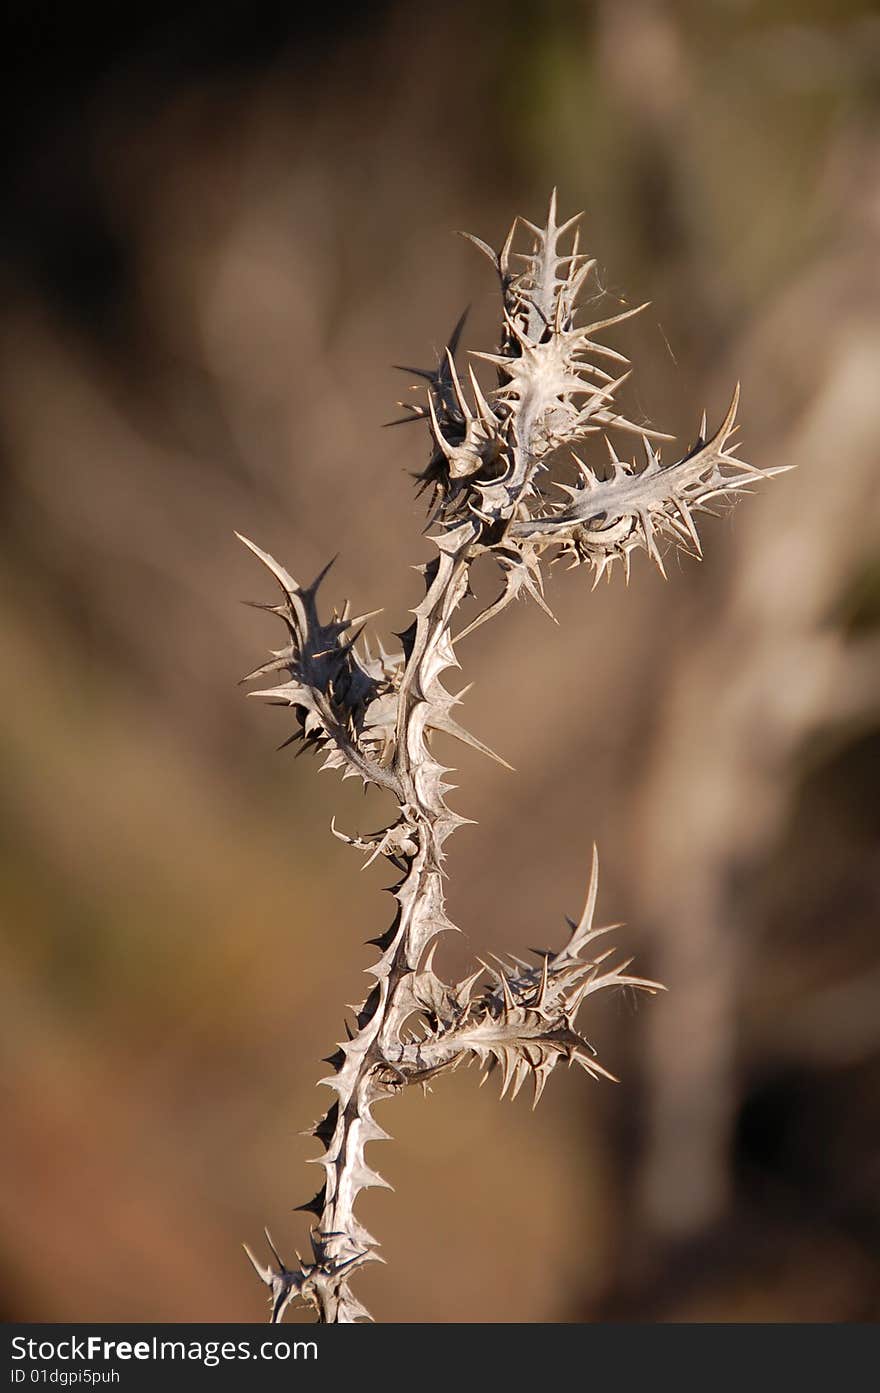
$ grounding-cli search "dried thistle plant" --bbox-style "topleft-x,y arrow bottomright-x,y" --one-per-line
238,194 -> 785,1323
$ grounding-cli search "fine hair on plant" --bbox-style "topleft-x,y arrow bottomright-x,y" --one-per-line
238,192 -> 786,1323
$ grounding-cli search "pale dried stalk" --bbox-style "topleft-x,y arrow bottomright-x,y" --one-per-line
238,194 -> 785,1322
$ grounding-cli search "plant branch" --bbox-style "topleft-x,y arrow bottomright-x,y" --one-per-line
238,194 -> 782,1322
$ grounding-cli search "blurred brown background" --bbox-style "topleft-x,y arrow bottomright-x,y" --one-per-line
2,0 -> 879,1323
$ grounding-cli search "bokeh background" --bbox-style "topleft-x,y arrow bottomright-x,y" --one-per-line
2,0 -> 879,1323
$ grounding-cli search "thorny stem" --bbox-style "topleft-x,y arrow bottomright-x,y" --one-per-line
238,194 -> 787,1322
